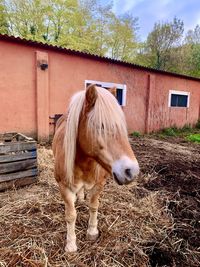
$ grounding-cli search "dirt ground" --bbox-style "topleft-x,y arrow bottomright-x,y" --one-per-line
0,135 -> 199,267
131,135 -> 200,267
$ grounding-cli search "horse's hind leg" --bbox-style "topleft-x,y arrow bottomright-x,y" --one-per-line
58,183 -> 77,252
87,183 -> 104,241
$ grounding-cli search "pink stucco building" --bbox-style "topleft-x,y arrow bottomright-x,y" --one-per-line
0,34 -> 200,141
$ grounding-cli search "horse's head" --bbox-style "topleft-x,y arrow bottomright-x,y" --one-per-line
78,84 -> 139,185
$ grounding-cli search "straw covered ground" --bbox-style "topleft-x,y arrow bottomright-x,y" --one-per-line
0,136 -> 200,267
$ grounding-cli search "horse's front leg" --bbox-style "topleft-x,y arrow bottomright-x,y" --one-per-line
77,187 -> 85,203
87,183 -> 104,240
59,183 -> 77,252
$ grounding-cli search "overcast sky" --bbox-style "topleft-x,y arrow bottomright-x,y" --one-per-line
101,0 -> 200,41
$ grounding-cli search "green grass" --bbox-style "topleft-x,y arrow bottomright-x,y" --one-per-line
187,134 -> 200,143
156,126 -> 200,143
160,124 -> 195,137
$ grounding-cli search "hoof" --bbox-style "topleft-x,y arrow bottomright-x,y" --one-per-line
65,243 -> 77,253
86,232 -> 99,241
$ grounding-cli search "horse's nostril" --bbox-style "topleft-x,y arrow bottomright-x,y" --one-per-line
125,168 -> 132,178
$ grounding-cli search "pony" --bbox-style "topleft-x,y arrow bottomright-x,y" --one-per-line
52,84 -> 139,252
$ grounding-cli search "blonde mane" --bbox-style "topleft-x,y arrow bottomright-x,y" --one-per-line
64,86 -> 128,185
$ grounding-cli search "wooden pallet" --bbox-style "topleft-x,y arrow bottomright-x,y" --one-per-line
0,132 -> 38,191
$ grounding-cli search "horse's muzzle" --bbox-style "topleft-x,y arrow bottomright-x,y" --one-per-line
112,156 -> 140,185
113,172 -> 124,185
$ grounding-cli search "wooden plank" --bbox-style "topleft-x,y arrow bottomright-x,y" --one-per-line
0,159 -> 37,174
0,141 -> 36,154
0,150 -> 37,163
0,176 -> 37,191
4,133 -> 15,142
0,132 -> 33,142
0,168 -> 38,182
17,133 -> 34,141
0,132 -> 17,143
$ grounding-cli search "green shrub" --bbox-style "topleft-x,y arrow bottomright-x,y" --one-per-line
131,131 -> 141,137
182,124 -> 192,132
162,128 -> 177,136
187,134 -> 200,143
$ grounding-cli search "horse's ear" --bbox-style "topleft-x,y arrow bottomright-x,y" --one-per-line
85,84 -> 98,111
108,87 -> 117,97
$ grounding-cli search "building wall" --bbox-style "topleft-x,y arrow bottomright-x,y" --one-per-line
148,74 -> 200,132
0,41 -> 37,136
0,39 -> 200,140
48,51 -> 149,135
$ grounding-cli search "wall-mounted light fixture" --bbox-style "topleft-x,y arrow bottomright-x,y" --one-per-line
38,60 -> 48,71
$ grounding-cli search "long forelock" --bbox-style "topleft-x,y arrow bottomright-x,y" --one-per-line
64,87 -> 128,185
87,87 -> 128,141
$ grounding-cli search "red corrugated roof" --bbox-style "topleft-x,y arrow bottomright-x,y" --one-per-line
1,33 -> 200,82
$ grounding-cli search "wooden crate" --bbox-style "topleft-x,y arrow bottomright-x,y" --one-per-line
0,132 -> 38,191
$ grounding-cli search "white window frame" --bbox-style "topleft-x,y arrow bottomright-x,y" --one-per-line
168,90 -> 190,108
85,80 -> 127,106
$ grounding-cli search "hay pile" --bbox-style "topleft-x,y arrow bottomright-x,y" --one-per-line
0,145 -> 199,266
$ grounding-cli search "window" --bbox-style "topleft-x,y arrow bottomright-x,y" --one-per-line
85,80 -> 126,106
168,90 -> 190,108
